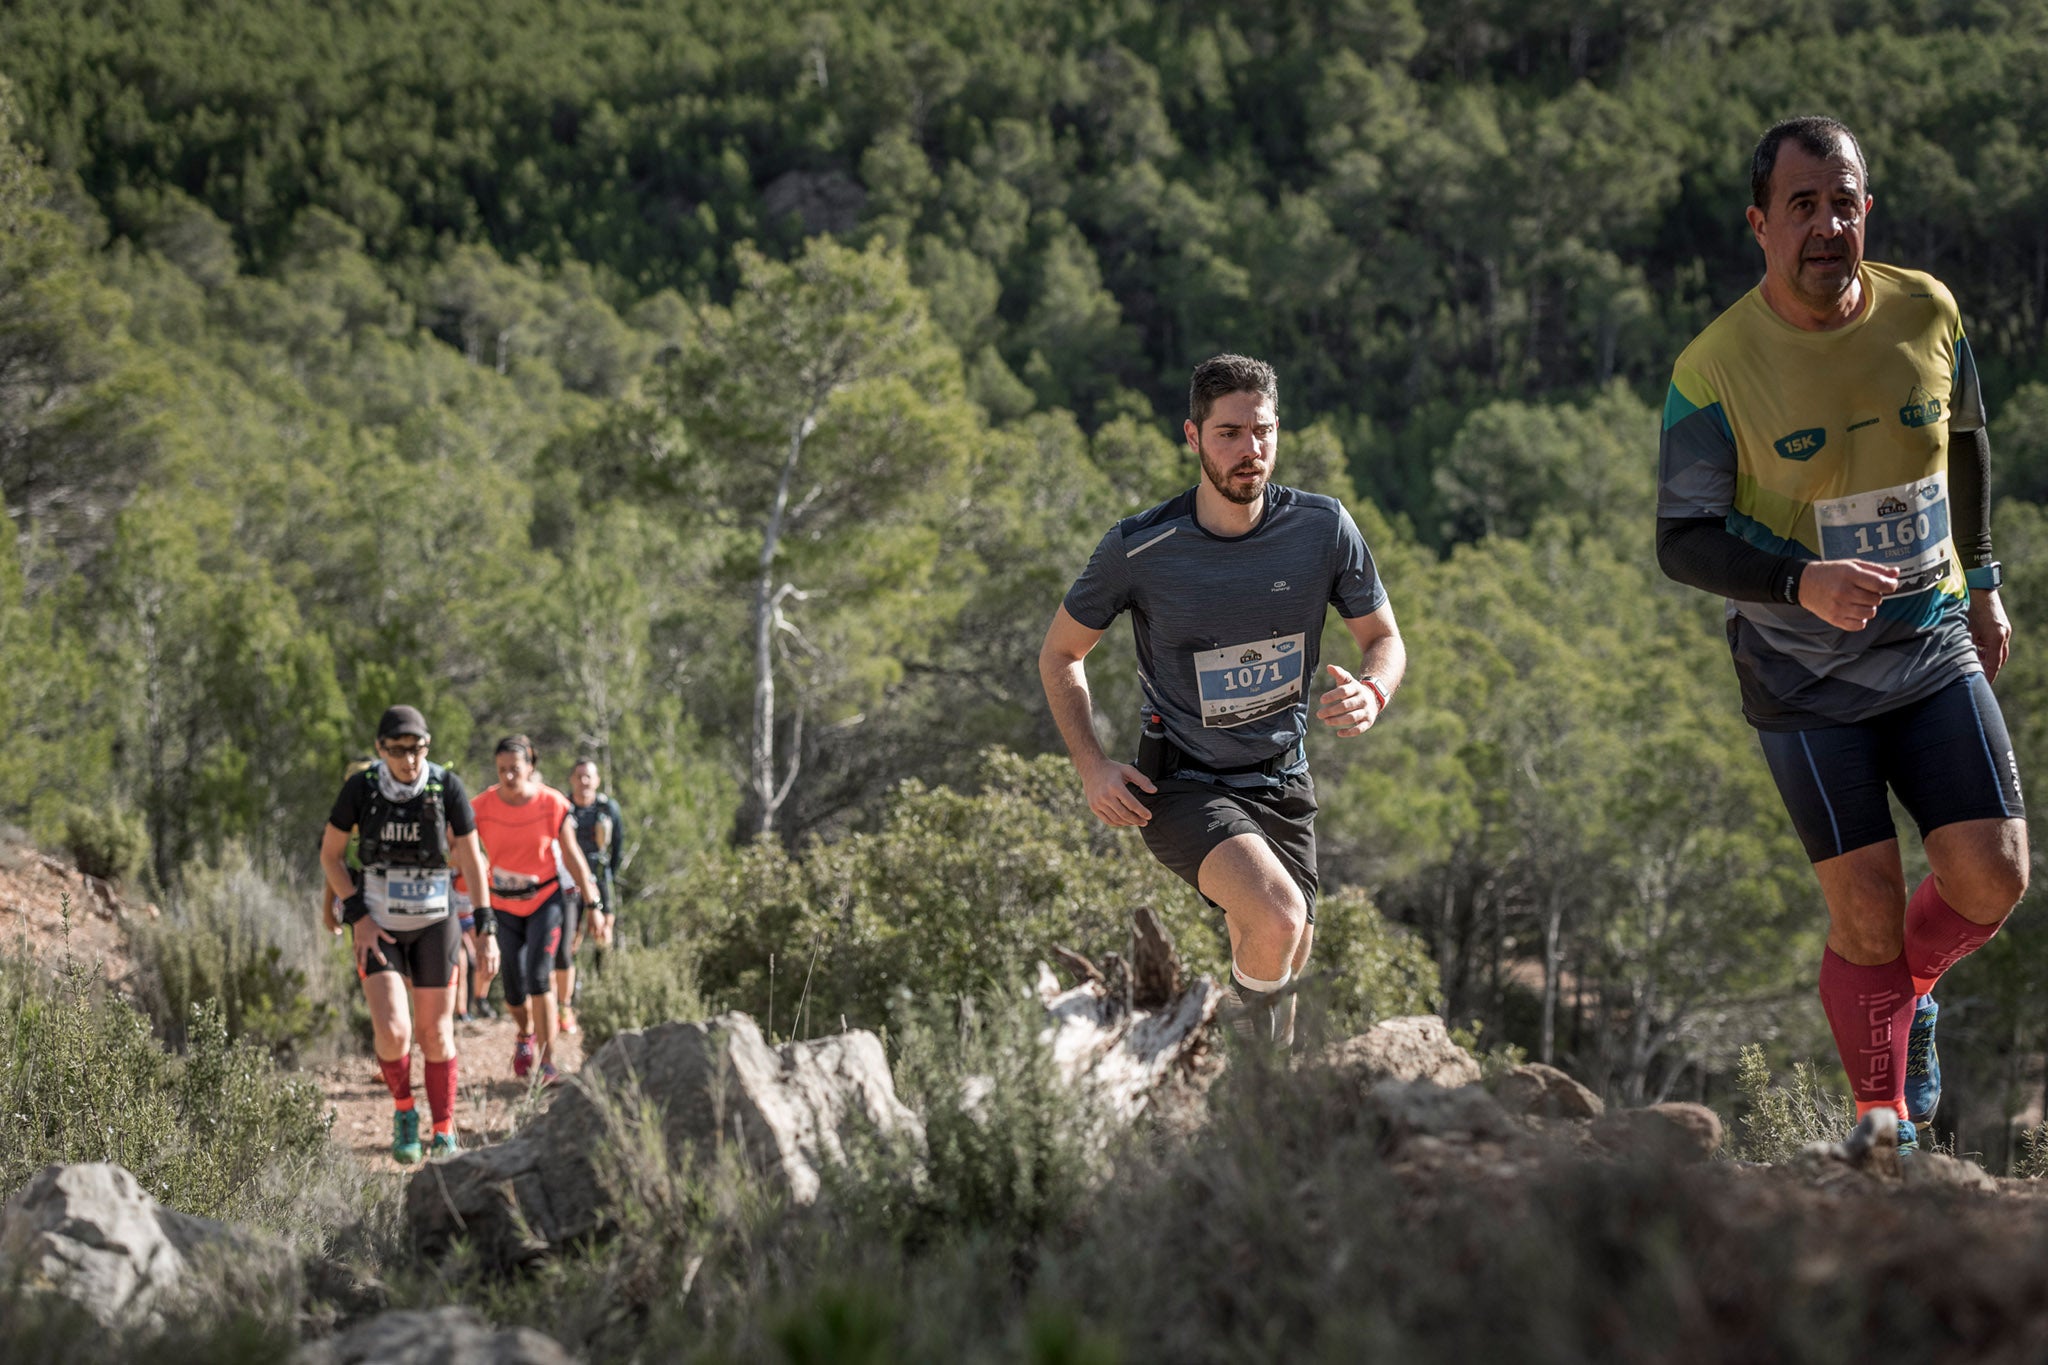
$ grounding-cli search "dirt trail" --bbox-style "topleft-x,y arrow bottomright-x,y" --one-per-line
0,831 -> 590,1168
312,1008 -> 587,1166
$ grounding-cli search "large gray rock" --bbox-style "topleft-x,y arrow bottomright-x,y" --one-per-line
1327,1016 -> 1482,1089
295,1307 -> 578,1365
0,1162 -> 294,1328
1495,1063 -> 1605,1120
408,1013 -> 921,1268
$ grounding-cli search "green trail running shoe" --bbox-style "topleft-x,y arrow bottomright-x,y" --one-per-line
391,1107 -> 423,1165
427,1129 -> 460,1160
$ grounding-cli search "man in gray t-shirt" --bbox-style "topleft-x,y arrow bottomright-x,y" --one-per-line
1038,354 -> 1406,1044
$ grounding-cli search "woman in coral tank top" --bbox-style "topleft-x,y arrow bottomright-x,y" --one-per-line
468,736 -> 604,1083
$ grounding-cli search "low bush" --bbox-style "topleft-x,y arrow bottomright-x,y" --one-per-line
575,939 -> 707,1053
1309,885 -> 1443,1034
0,952 -> 332,1218
1731,1042 -> 1853,1162
63,802 -> 150,886
130,845 -> 346,1060
677,748 -> 1441,1037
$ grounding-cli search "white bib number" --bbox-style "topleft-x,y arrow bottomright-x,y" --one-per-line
364,867 -> 451,926
1194,633 -> 1306,729
1814,474 -> 1952,595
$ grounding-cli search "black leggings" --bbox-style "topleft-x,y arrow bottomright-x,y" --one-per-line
496,893 -> 564,1007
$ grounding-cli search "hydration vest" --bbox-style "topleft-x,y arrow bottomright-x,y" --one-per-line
355,762 -> 451,870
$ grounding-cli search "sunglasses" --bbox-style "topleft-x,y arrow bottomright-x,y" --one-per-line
382,740 -> 431,759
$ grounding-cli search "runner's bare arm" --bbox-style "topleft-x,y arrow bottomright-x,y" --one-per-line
451,831 -> 500,973
1039,604 -> 1155,826
559,815 -> 601,904
451,832 -> 490,910
319,824 -> 357,903
559,814 -> 611,946
1318,601 -> 1405,737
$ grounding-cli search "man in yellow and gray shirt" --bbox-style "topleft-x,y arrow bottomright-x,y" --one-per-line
1656,115 -> 2026,1159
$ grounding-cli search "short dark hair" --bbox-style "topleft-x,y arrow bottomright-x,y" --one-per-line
1751,116 -> 1868,210
1188,354 -> 1278,431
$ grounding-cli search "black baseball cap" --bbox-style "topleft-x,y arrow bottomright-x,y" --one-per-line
376,705 -> 430,740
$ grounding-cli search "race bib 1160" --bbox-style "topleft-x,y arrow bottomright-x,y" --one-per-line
1194,633 -> 1306,729
1815,474 -> 1952,595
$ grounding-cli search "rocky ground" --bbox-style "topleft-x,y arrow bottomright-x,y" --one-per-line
313,1012 -> 587,1167
16,842 -> 2048,1360
0,825 -> 147,988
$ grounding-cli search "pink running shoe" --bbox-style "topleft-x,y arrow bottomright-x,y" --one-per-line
538,1061 -> 561,1086
512,1034 -> 536,1079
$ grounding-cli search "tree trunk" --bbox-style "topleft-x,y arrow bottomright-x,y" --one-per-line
750,411 -> 815,834
1540,887 -> 1563,1064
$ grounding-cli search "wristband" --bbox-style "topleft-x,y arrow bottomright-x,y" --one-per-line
341,893 -> 369,926
472,905 -> 497,936
1360,675 -> 1390,712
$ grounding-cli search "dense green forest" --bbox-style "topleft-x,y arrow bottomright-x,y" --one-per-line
5,0 -> 2048,1138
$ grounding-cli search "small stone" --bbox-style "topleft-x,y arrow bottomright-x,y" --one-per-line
1590,1103 -> 1724,1164
1494,1063 -> 1605,1120
1326,1016 -> 1482,1089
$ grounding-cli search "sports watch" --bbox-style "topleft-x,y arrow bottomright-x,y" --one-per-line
1965,562 -> 2004,591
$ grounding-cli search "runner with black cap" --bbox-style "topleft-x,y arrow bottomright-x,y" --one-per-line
321,705 -> 499,1163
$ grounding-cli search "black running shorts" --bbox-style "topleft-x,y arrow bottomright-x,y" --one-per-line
1137,769 -> 1319,923
496,893 -> 564,1006
358,915 -> 462,989
1757,672 -> 2025,863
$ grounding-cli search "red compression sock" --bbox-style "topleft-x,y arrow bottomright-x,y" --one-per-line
424,1057 -> 457,1130
1905,874 -> 2005,997
379,1055 -> 414,1106
1818,948 -> 1914,1120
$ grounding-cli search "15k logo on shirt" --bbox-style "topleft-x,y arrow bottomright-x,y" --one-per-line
1774,428 -> 1826,461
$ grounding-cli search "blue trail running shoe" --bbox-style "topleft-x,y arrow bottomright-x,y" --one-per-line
1905,993 -> 1941,1124
391,1106 -> 423,1165
1897,1117 -> 1920,1153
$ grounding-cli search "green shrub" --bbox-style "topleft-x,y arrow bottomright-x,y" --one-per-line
2014,1125 -> 2048,1180
686,750 -> 1218,1032
131,845 -> 345,1060
575,940 -> 706,1053
1731,1042 -> 1853,1163
63,802 -> 150,885
1309,886 -> 1443,1035
835,987 -> 1110,1255
0,953 -> 332,1218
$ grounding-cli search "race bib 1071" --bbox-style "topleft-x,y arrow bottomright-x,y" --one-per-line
1814,474 -> 1952,595
1194,633 -> 1306,729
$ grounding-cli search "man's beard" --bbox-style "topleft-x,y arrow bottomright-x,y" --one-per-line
1199,441 -> 1268,506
